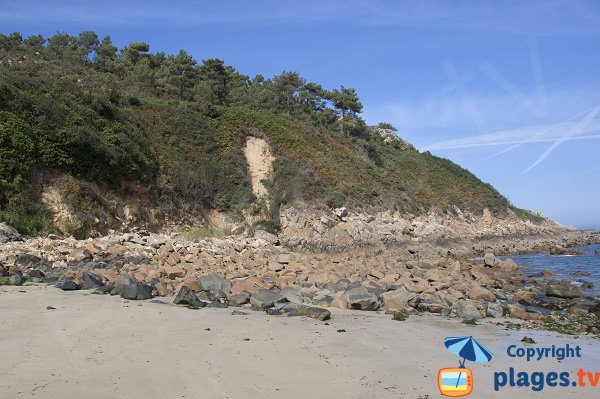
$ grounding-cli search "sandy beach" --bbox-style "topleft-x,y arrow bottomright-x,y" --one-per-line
1,285 -> 598,399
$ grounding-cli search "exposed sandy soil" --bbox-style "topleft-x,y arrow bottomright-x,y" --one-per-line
243,136 -> 274,199
1,285 -> 598,399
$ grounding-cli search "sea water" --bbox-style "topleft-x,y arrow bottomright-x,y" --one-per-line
502,244 -> 600,298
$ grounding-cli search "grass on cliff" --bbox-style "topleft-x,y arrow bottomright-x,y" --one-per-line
0,31 -> 536,236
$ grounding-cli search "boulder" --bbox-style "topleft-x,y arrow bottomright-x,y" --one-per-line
15,254 -> 50,270
231,277 -> 267,294
382,287 -> 414,311
199,273 -> 231,293
277,254 -> 292,264
0,263 -> 8,276
111,274 -> 137,296
329,297 -> 348,309
250,289 -> 285,310
483,253 -> 496,267
121,283 -> 153,300
334,207 -> 348,219
9,274 -> 23,286
283,304 -> 331,321
163,266 -> 185,279
344,287 -> 380,311
454,299 -> 482,320
545,280 -> 582,299
486,302 -> 504,318
574,270 -> 591,276
173,286 -> 203,308
506,304 -> 547,321
56,280 -> 81,291
27,269 -> 45,281
280,287 -> 305,304
154,282 -> 171,297
0,223 -> 21,243
81,272 -> 104,289
229,292 -> 251,306
182,277 -> 202,292
467,287 -> 496,302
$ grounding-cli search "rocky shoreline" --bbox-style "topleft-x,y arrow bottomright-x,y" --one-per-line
1,223 -> 599,336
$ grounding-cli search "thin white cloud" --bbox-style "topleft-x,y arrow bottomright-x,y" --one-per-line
524,105 -> 600,172
421,121 -> 600,151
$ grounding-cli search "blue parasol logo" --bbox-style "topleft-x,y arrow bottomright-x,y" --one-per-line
438,336 -> 493,397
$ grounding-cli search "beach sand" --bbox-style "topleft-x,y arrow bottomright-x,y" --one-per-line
1,285 -> 598,399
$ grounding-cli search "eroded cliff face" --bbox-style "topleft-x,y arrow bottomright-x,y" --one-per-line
33,141 -> 566,246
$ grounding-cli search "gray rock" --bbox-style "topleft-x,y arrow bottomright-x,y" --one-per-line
334,207 -> 348,219
417,300 -> 448,313
0,223 -> 21,243
9,274 -> 23,286
121,283 -> 153,300
15,254 -> 50,270
231,223 -> 245,235
455,299 -> 482,320
56,280 -> 81,291
284,303 -> 331,321
545,280 -> 582,299
344,287 -> 380,310
229,292 -> 250,306
81,272 -> 104,289
174,286 -> 204,308
483,253 -> 496,267
111,274 -> 137,296
486,302 -> 504,318
250,289 -> 285,310
199,273 -> 231,293
0,263 -> 8,276
280,287 -> 305,304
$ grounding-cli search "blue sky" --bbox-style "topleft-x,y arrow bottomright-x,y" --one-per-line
1,0 -> 599,228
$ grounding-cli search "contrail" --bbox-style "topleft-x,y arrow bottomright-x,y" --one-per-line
524,105 -> 600,173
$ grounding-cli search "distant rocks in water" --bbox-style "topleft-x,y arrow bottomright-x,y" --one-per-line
483,252 -> 497,267
545,280 -> 582,299
595,249 -> 600,255
0,223 -> 21,243
549,247 -> 586,256
574,270 -> 590,276
541,269 -> 555,277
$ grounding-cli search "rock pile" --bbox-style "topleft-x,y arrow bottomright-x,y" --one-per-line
0,227 -> 598,327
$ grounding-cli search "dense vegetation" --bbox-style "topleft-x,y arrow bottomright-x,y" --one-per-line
0,31 -> 524,235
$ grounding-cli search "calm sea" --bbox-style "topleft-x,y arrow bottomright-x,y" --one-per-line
502,244 -> 600,298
